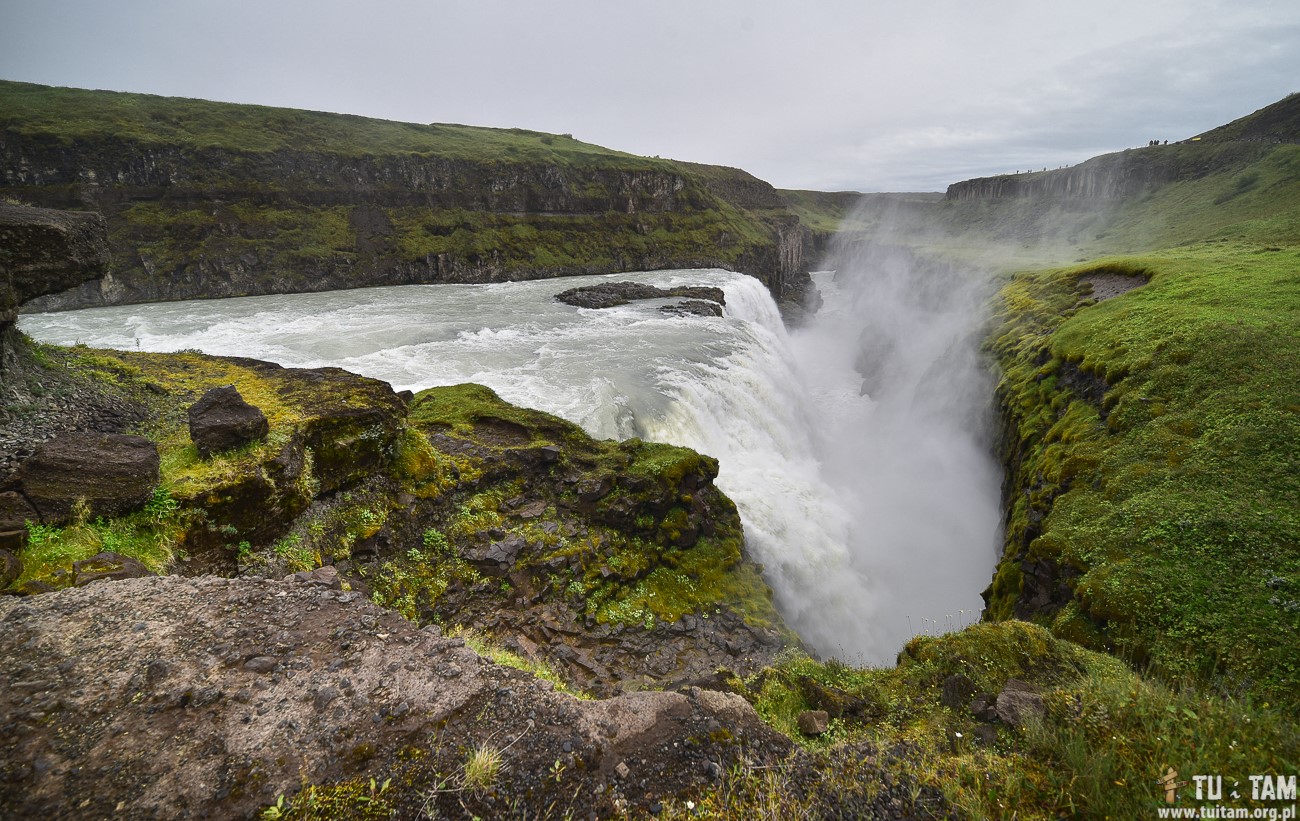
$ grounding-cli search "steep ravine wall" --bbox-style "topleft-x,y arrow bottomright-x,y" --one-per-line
2,131 -> 815,312
945,140 -> 1264,202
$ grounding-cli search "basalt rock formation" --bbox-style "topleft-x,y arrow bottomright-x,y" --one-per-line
0,80 -> 817,316
1,341 -> 789,696
554,281 -> 726,311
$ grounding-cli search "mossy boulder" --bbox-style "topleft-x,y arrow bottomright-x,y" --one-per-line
71,550 -> 153,586
187,384 -> 269,457
13,432 -> 160,524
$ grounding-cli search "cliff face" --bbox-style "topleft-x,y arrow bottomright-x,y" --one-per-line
0,82 -> 814,312
0,203 -> 107,378
2,132 -> 703,213
945,136 -> 1265,202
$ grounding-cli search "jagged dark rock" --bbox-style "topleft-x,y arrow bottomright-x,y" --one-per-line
555,281 -> 726,311
0,203 -> 108,322
1013,558 -> 1081,620
14,432 -> 160,524
187,385 -> 270,457
940,673 -> 976,710
660,299 -> 723,318
796,709 -> 830,735
970,692 -> 1000,722
0,491 -> 37,533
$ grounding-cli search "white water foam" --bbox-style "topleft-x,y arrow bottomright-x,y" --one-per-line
21,261 -> 999,663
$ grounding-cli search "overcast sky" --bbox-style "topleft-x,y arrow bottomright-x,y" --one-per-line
2,0 -> 1298,192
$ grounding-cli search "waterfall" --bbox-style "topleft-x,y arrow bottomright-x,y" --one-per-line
20,258 -> 1001,664
785,213 -> 1004,659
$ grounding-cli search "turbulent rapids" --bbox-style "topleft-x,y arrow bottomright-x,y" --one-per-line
21,265 -> 1001,663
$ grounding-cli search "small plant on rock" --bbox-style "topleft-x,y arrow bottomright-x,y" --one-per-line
462,744 -> 502,792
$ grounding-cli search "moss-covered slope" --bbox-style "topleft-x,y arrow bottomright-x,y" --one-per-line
984,244 -> 1300,701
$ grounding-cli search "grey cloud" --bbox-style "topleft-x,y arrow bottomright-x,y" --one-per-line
1,0 -> 1297,192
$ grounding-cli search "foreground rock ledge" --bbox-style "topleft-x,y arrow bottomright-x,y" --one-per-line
0,575 -> 792,819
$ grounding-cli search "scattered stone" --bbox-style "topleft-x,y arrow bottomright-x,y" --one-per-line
972,725 -> 998,747
484,534 -> 526,565
615,760 -> 631,779
244,656 -> 279,674
516,499 -> 547,519
576,476 -> 612,503
796,709 -> 830,736
314,687 -> 341,712
288,566 -> 341,589
15,433 -> 160,524
72,552 -> 153,587
970,693 -> 999,722
187,385 -> 269,458
994,679 -> 1046,726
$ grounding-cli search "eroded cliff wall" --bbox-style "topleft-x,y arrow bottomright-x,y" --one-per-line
946,140 -> 1265,202
0,81 -> 814,311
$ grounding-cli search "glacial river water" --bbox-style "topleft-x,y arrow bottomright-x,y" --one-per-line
21,265 -> 1001,663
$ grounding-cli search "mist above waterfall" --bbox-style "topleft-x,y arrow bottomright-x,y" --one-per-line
785,203 -> 1004,662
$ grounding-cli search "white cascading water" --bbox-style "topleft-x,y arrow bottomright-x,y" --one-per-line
20,249 -> 1001,663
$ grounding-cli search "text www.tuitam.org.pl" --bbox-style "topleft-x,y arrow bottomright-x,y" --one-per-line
1156,807 -> 1296,819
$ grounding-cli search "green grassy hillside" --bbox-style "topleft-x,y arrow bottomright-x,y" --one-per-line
0,79 -> 662,166
966,96 -> 1300,711
1091,144 -> 1300,250
0,80 -> 813,309
988,244 -> 1300,699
